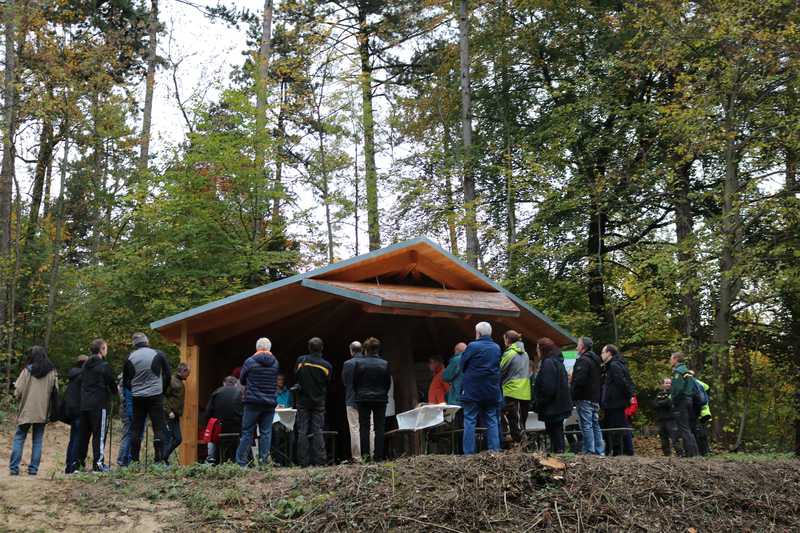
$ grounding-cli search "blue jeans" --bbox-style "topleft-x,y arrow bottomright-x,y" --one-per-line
576,401 -> 605,455
117,414 -> 133,467
65,417 -> 82,473
236,405 -> 275,466
462,401 -> 500,454
9,423 -> 45,475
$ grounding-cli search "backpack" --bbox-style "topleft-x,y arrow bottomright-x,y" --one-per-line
690,378 -> 709,411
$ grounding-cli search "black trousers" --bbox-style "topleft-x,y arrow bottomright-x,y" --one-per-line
77,408 -> 109,471
604,408 -> 627,456
543,417 -> 565,454
296,405 -> 326,466
693,416 -> 710,456
502,398 -> 529,443
657,419 -> 677,456
672,397 -> 699,457
131,395 -> 167,463
357,402 -> 386,461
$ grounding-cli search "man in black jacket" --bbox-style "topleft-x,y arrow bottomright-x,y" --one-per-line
204,375 -> 244,464
655,378 -> 677,456
571,337 -> 604,455
294,337 -> 333,466
77,339 -> 117,472
353,337 -> 391,462
600,344 -> 636,456
342,341 -> 365,461
64,355 -> 88,473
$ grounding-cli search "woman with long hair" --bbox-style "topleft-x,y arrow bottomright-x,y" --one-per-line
9,346 -> 58,476
532,338 -> 572,453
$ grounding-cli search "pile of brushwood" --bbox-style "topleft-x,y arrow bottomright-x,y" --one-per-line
50,452 -> 800,532
252,453 -> 800,532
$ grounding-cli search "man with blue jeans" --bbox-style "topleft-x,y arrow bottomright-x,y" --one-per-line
460,322 -> 502,454
570,337 -> 604,455
236,337 -> 279,466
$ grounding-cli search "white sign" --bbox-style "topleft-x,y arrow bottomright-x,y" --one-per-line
273,408 -> 297,431
396,404 -> 462,431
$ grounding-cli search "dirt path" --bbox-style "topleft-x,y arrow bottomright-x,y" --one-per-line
0,422 -> 176,532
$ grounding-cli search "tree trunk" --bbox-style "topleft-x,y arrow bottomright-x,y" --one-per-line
673,159 -> 703,368
42,154 -> 53,218
319,128 -> 334,263
45,137 -> 69,349
5,177 -> 22,390
271,80 -> 286,241
1,1 -> 19,332
357,6 -> 380,251
502,80 -> 516,275
353,130 -> 360,256
441,122 -> 459,256
138,0 -> 158,172
90,97 -> 105,261
25,118 -> 55,246
587,200 -> 609,338
458,0 -> 478,267
711,114 -> 742,441
787,146 -> 798,193
253,0 -> 273,244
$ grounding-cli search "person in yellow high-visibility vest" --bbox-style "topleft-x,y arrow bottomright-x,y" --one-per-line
692,377 -> 712,456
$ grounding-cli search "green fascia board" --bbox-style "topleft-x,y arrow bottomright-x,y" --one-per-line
150,236 -> 576,345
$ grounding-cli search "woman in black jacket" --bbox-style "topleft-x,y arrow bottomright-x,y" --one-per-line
532,338 -> 572,453
600,344 -> 636,456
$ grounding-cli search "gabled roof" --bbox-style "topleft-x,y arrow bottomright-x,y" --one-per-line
150,237 -> 575,345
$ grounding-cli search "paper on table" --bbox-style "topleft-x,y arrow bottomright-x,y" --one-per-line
526,407 -> 578,431
273,408 -> 297,431
396,404 -> 461,431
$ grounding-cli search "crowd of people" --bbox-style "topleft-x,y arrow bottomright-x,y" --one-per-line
7,322 -> 713,475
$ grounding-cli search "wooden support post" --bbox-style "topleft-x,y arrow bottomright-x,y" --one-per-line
179,323 -> 199,464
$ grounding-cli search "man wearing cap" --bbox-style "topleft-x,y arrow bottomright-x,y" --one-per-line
123,332 -> 172,464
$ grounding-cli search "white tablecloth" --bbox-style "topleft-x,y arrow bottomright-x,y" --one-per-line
526,407 -> 578,431
273,408 -> 296,431
396,404 -> 461,431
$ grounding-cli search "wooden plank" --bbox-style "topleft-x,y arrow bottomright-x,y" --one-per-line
179,322 -> 199,464
308,280 -> 520,316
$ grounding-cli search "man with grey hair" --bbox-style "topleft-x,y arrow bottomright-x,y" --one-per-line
571,336 -> 604,455
123,332 -> 171,464
342,341 -> 370,460
235,337 -> 279,466
256,337 -> 272,351
460,322 -> 502,454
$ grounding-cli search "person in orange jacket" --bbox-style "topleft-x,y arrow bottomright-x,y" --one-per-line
427,356 -> 450,404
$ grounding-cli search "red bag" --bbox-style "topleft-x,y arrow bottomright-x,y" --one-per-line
200,418 -> 222,444
625,395 -> 639,419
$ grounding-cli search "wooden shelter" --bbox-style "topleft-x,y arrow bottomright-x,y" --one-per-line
150,237 -> 575,464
